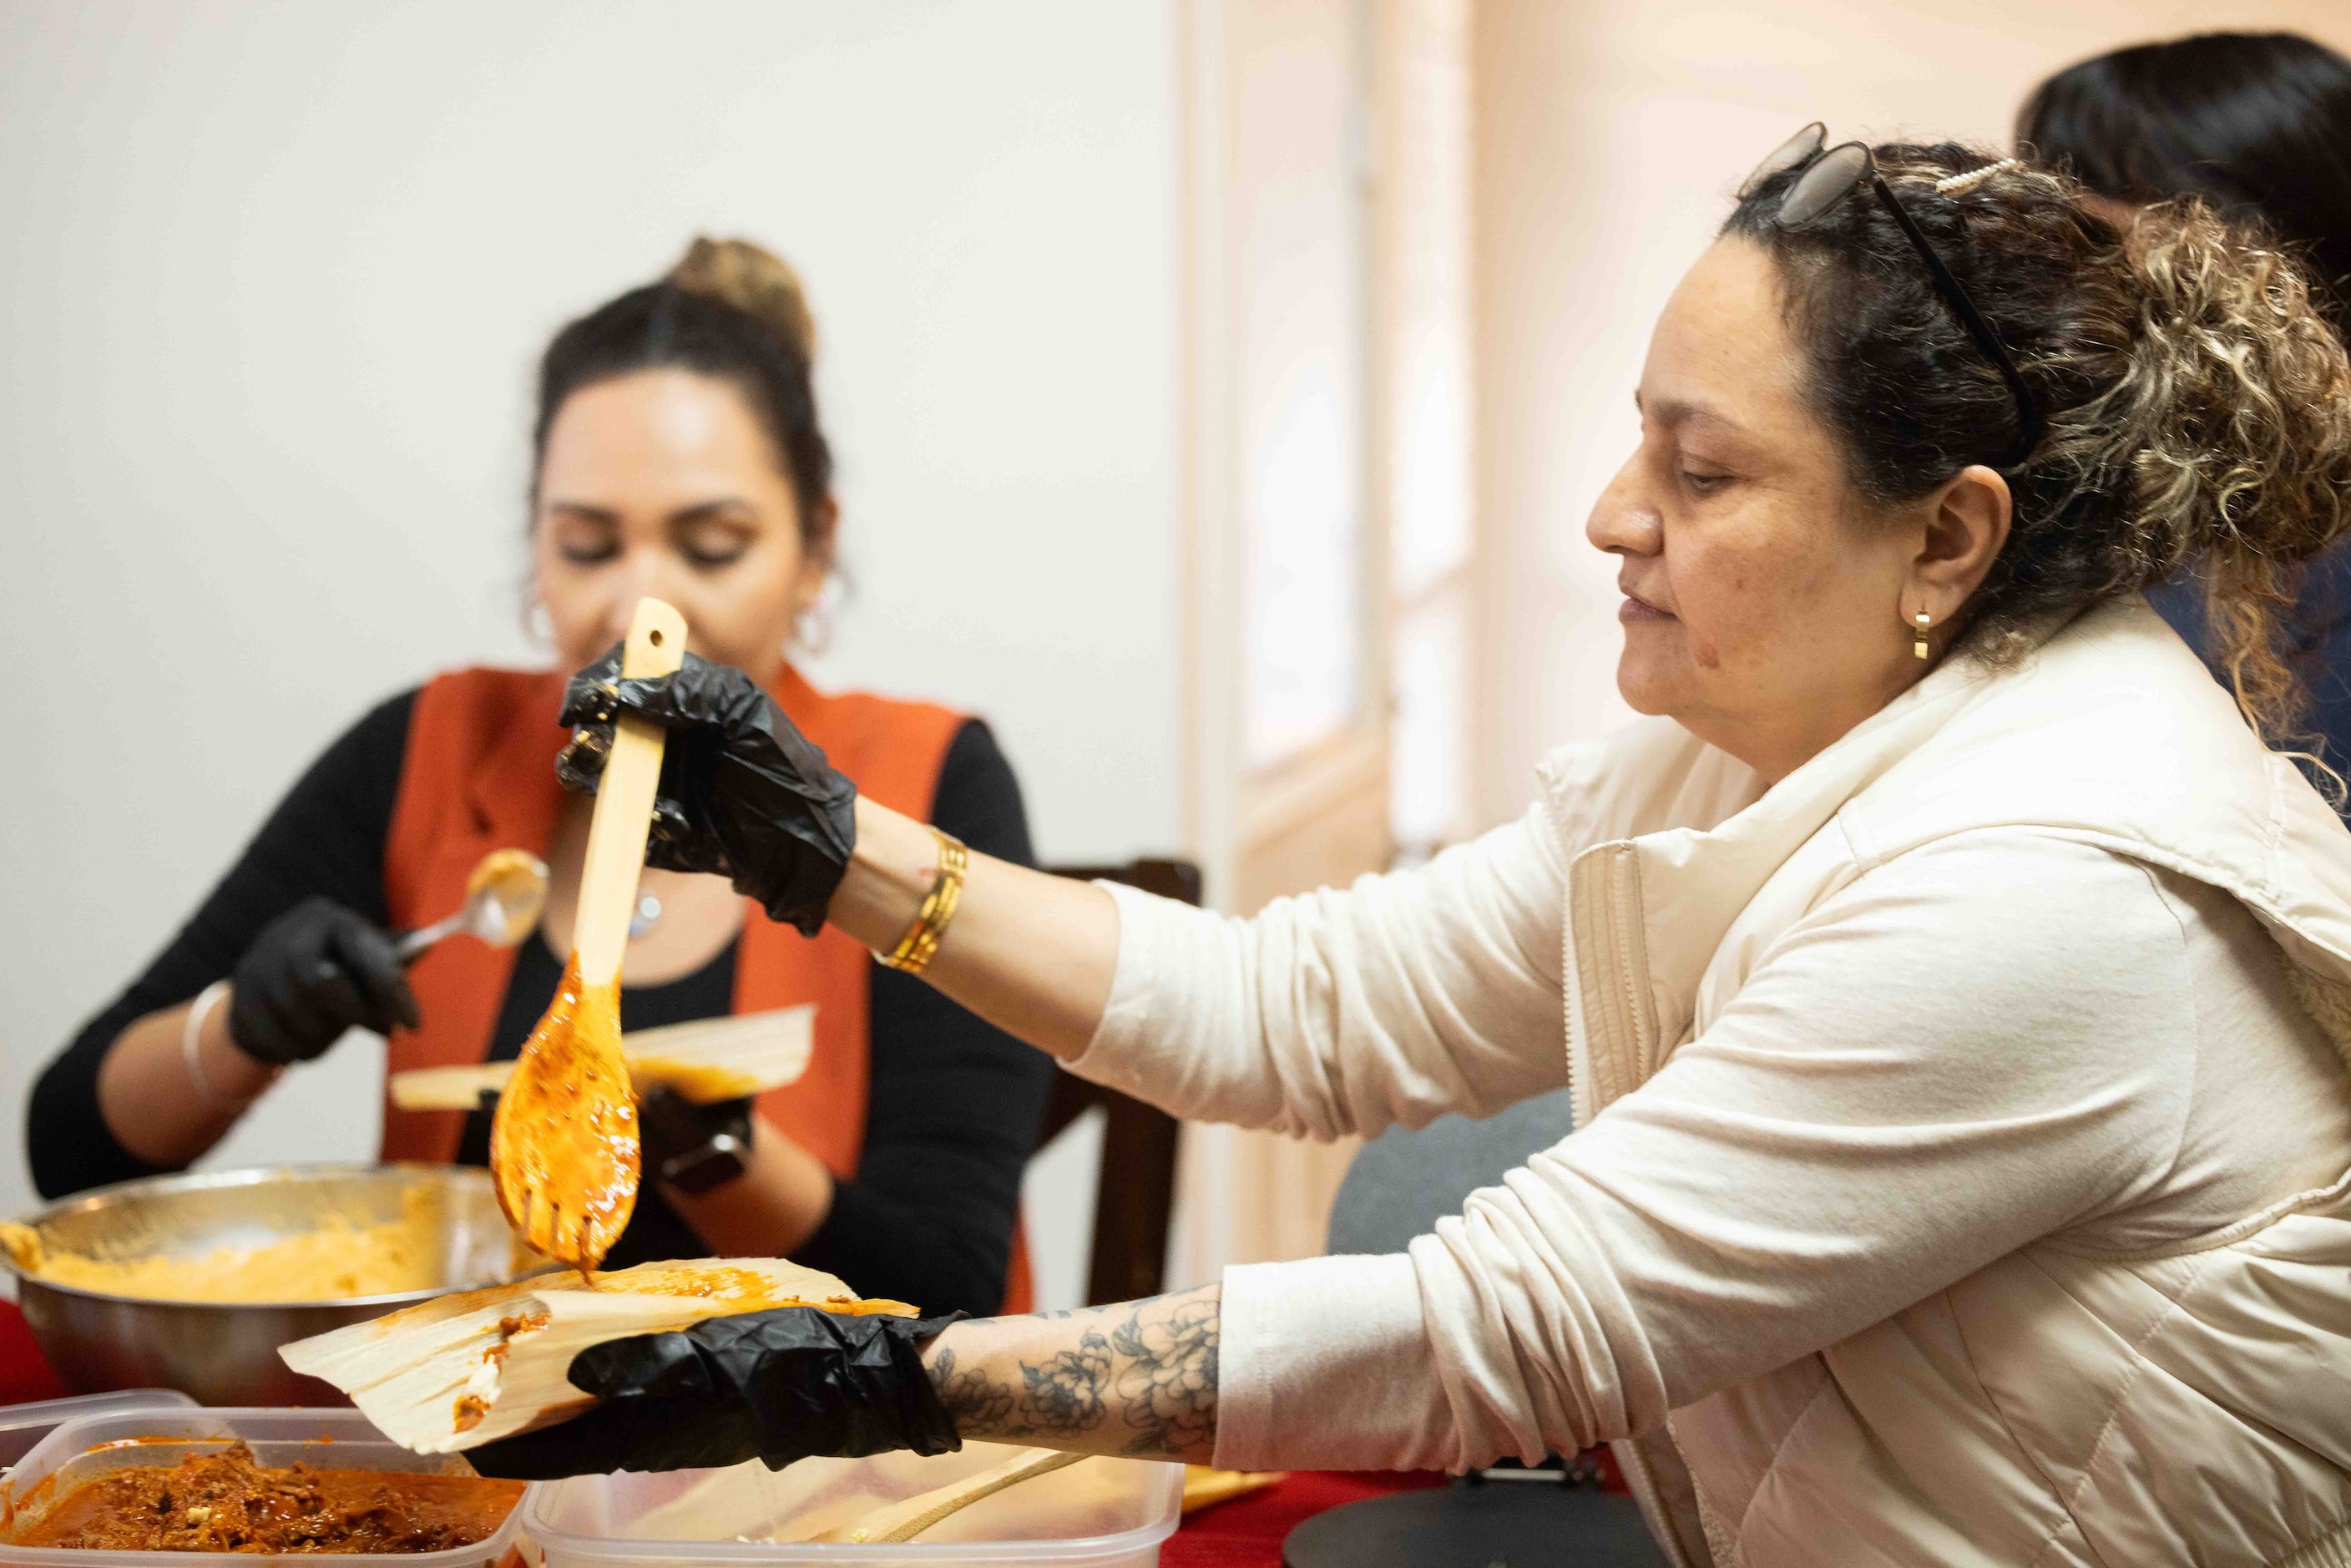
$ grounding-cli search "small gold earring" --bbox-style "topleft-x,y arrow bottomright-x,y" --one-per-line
1912,609 -> 1933,661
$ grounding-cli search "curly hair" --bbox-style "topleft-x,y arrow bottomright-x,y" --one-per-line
1722,144 -> 2351,747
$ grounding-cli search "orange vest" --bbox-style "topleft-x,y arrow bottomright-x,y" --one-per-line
377,663 -> 1030,1312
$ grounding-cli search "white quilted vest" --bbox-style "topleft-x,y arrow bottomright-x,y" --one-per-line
1544,599 -> 2351,1566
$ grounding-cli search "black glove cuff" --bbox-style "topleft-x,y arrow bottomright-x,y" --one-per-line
877,1309 -> 969,1461
755,817 -> 855,938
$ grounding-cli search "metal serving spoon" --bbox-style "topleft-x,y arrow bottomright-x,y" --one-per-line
394,847 -> 550,964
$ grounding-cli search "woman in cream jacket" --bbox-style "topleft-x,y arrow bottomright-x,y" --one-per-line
496,137 -> 2351,1565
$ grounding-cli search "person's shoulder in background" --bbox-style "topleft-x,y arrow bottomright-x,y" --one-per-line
931,719 -> 1034,867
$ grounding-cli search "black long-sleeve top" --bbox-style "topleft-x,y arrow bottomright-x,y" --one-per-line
28,691 -> 1055,1316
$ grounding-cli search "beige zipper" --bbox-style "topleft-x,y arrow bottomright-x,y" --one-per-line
1560,857 -> 1579,1115
1558,827 -> 1694,1562
1569,844 -> 1661,1115
1605,846 -> 1659,1083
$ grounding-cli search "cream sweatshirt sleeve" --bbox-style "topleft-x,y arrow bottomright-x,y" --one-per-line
1067,802 -> 1572,1139
1077,829 -> 2208,1474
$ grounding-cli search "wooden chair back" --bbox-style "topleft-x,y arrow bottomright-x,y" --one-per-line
1037,858 -> 1201,1304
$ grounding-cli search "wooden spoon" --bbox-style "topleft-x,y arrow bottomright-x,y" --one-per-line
795,1447 -> 1088,1544
489,597 -> 687,1275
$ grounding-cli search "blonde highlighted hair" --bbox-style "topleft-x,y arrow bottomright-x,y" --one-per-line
666,235 -> 818,366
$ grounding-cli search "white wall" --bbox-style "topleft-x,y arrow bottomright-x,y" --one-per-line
1472,0 -> 2351,826
0,0 -> 1181,1292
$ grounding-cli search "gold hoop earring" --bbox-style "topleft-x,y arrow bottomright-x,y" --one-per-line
1911,609 -> 1933,661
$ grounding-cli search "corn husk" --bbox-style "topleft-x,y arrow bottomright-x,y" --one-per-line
279,1257 -> 913,1454
388,1006 -> 814,1111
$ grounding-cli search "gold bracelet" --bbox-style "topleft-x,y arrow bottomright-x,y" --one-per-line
878,828 -> 968,975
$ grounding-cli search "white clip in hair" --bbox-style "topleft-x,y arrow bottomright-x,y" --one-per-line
1935,158 -> 2020,195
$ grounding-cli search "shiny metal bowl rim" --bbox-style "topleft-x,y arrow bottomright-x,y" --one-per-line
2,1162 -> 532,1313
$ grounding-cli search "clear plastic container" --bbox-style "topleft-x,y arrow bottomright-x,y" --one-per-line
0,1393 -> 195,1470
0,1407 -> 527,1568
522,1445 -> 1182,1568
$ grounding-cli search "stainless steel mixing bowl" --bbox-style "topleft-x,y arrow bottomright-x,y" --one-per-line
3,1164 -> 543,1406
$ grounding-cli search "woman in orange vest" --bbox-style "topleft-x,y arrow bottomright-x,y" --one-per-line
28,238 -> 1053,1315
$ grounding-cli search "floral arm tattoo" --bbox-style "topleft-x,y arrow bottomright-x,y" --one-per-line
922,1284 -> 1220,1463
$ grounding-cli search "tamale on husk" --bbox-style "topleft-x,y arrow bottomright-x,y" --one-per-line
279,1257 -> 913,1454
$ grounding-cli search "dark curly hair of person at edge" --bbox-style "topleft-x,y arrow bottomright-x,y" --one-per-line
2020,30 -> 2351,802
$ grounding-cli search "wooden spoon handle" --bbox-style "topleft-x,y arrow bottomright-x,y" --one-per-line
809,1447 -> 1087,1544
574,599 -> 688,986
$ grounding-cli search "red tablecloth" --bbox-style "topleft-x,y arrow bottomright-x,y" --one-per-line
1165,1469 -> 1449,1567
0,1300 -> 68,1405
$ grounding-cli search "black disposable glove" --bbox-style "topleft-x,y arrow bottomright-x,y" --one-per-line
227,897 -> 420,1065
465,1306 -> 967,1479
638,1085 -> 755,1194
557,649 -> 857,937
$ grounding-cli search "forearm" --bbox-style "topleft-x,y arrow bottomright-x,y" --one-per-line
661,1113 -> 837,1257
920,1284 -> 1221,1463
830,797 -> 1120,1061
95,996 -> 275,1167
1045,814 -> 1572,1140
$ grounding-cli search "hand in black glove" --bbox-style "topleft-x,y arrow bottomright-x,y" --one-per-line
464,1306 -> 966,1479
638,1085 -> 755,1194
557,649 -> 857,937
228,897 -> 420,1065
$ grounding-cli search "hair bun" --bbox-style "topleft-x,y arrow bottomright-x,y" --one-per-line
666,236 -> 817,363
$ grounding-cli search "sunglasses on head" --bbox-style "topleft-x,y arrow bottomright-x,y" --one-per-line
1742,123 -> 2044,468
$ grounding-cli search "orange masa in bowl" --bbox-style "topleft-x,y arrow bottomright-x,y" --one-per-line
0,1188 -> 458,1304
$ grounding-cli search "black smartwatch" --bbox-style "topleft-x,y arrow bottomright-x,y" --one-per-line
639,1086 -> 754,1195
